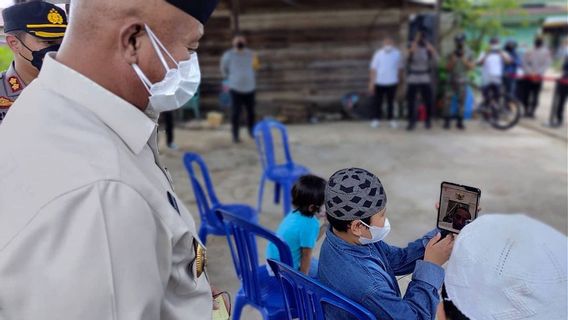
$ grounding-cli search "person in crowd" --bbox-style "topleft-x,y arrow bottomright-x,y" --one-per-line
550,41 -> 568,127
440,214 -> 567,320
0,0 -> 229,318
368,36 -> 404,129
502,39 -> 521,100
444,33 -> 474,130
266,174 -> 328,278
220,33 -> 260,143
162,110 -> 178,149
318,168 -> 454,320
406,30 -> 439,131
0,1 -> 67,125
477,37 -> 511,106
522,36 -> 552,118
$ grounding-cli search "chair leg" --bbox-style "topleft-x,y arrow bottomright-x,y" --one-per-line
282,181 -> 291,216
257,174 -> 266,213
274,183 -> 281,204
232,295 -> 247,320
198,226 -> 208,246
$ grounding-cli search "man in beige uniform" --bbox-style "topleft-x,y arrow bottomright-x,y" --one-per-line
0,0 -> 222,319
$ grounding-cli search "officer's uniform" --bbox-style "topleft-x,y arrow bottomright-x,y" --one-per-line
0,63 -> 26,124
0,1 -> 67,125
0,1 -> 219,319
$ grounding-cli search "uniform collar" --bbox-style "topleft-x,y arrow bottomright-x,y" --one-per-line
3,62 -> 26,96
325,227 -> 373,258
38,53 -> 156,154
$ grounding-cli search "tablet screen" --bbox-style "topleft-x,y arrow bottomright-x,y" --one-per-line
438,182 -> 480,234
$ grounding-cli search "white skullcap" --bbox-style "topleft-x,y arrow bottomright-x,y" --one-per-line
446,214 -> 567,320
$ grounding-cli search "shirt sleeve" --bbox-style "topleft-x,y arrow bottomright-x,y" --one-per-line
220,52 -> 230,78
2,181 -> 170,319
370,52 -> 379,70
299,218 -> 320,249
380,228 -> 438,276
361,260 -> 444,320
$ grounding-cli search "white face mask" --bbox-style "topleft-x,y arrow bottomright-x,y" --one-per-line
358,218 -> 391,245
132,24 -> 200,113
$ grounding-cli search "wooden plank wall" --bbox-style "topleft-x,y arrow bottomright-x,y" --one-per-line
198,2 -> 431,121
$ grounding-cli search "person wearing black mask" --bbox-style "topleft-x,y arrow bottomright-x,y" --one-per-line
406,30 -> 439,131
221,34 -> 260,143
522,36 -> 552,118
444,33 -> 474,130
502,40 -> 521,100
0,1 -> 67,125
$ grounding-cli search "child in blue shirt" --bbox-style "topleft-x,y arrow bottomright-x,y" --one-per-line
266,174 -> 327,277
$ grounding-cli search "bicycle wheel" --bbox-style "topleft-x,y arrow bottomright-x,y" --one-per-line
487,96 -> 521,130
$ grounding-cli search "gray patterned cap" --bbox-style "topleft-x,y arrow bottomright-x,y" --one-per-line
325,168 -> 387,221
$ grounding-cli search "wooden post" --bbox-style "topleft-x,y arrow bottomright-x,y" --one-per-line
230,0 -> 240,34
435,0 -> 443,51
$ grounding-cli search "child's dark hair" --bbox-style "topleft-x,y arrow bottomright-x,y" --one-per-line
292,174 -> 326,217
326,213 -> 371,232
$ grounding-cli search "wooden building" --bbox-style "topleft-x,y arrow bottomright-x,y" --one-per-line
199,0 -> 437,122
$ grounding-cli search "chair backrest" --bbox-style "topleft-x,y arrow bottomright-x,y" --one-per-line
267,259 -> 377,320
253,119 -> 294,170
216,209 -> 293,306
183,152 -> 221,226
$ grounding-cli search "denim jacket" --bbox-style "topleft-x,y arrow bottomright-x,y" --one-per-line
318,228 -> 443,320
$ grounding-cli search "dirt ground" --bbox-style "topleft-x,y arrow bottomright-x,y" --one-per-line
158,80 -> 567,319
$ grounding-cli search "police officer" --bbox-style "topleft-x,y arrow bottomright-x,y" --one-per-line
0,0 -> 227,319
0,1 -> 67,125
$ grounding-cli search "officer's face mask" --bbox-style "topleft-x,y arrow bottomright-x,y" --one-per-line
358,218 -> 391,245
17,37 -> 59,71
132,24 -> 200,113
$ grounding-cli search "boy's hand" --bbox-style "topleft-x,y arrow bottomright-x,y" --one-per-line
424,233 -> 455,266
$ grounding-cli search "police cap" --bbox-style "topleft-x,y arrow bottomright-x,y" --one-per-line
3,1 -> 67,40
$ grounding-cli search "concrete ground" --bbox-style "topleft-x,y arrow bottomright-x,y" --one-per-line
159,81 -> 567,319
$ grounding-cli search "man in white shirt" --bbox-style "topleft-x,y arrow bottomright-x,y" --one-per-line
477,37 -> 511,104
0,0 -> 226,319
369,37 -> 403,128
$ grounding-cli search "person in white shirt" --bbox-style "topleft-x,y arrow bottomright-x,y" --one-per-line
369,37 -> 403,128
477,37 -> 511,104
0,0 -> 228,319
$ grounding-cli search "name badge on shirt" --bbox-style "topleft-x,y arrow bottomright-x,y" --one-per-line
195,239 -> 207,278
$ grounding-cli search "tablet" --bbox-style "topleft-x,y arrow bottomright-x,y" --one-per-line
437,181 -> 480,235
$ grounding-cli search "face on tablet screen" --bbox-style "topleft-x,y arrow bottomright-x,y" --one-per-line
438,183 -> 480,234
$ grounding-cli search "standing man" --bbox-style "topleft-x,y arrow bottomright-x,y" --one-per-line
522,36 -> 552,118
368,37 -> 403,129
406,30 -> 439,131
221,33 -> 260,143
444,33 -> 474,130
0,1 -> 67,125
0,0 -> 227,319
502,40 -> 521,100
477,37 -> 511,105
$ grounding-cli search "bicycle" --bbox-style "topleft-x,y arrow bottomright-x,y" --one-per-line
470,83 -> 522,130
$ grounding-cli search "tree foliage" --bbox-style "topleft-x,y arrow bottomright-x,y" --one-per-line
443,0 -> 523,54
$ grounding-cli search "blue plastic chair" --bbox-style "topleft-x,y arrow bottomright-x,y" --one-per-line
253,119 -> 309,216
216,209 -> 295,320
267,259 -> 377,320
183,152 -> 258,245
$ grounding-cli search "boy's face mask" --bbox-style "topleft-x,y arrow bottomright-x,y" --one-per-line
358,218 -> 391,245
